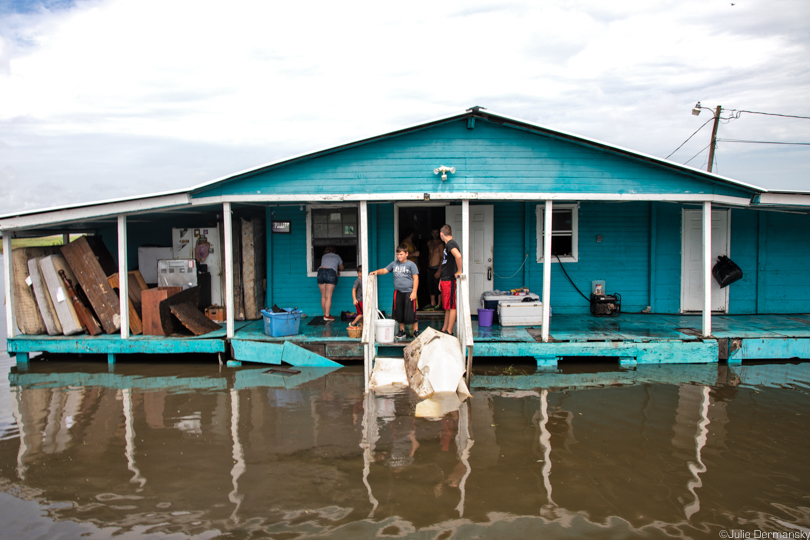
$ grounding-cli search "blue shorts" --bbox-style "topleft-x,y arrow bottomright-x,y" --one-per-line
317,267 -> 338,285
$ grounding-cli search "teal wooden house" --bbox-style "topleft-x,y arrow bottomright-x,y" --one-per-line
3,107 -> 810,371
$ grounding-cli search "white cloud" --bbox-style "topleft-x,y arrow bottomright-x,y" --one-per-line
0,0 -> 809,214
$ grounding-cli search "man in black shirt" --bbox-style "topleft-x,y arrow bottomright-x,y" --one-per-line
438,224 -> 463,335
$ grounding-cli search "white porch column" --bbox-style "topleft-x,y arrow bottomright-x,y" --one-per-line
702,201 -> 712,337
223,202 -> 235,339
117,215 -> 129,339
360,201 -> 369,293
461,199 -> 470,276
541,200 -> 553,342
3,234 -> 14,339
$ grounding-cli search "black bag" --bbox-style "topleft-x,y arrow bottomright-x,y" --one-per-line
712,256 -> 743,288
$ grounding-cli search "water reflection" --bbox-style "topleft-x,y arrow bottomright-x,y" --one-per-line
1,360 -> 810,538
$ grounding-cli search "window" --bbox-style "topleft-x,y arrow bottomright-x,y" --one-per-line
306,205 -> 361,275
536,204 -> 578,263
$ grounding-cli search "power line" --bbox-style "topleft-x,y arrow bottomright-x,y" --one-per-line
683,143 -> 712,166
666,117 -> 714,159
716,138 -> 810,146
733,109 -> 810,120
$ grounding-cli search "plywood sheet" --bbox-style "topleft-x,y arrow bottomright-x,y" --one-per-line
38,255 -> 84,335
142,287 -> 181,336
27,256 -> 62,335
241,216 -> 266,320
11,246 -> 61,335
61,236 -> 121,334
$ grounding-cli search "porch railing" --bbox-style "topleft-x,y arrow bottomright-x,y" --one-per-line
455,274 -> 475,385
361,274 -> 378,392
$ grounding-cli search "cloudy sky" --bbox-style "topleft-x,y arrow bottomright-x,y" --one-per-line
1,0 -> 809,215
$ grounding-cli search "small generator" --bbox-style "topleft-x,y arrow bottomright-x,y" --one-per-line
590,293 -> 621,317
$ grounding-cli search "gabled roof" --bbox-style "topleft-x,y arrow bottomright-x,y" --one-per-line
189,107 -> 766,196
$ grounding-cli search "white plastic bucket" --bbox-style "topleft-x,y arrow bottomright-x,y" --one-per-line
375,319 -> 397,343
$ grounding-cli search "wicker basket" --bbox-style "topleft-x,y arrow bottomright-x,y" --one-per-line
347,325 -> 362,338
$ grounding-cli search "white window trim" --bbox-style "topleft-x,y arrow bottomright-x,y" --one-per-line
536,203 -> 579,263
306,203 -> 363,278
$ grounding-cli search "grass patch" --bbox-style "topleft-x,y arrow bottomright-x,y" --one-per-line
0,235 -> 70,254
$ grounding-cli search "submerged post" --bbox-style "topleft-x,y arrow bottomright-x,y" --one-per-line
541,200 -> 552,342
702,201 -> 712,337
223,202 -> 235,339
3,234 -> 14,339
117,215 -> 129,339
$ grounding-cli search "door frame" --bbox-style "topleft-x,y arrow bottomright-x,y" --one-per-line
680,208 -> 730,313
393,202 -> 450,251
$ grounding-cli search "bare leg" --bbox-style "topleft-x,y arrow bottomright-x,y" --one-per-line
446,309 -> 456,334
323,283 -> 336,317
430,294 -> 438,307
318,283 -> 327,315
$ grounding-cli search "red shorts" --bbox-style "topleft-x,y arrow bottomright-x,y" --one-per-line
439,280 -> 456,310
355,301 -> 363,315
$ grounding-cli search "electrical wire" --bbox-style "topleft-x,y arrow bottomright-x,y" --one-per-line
554,254 -> 590,302
666,117 -> 714,159
493,253 -> 529,279
716,138 -> 810,146
683,143 -> 712,166
733,109 -> 810,120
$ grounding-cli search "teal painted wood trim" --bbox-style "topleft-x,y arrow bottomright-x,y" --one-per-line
649,202 -> 656,311
282,341 -> 341,367
470,362 -> 719,390
7,337 -> 225,355
740,338 -> 810,359
231,340 -> 283,364
108,353 -> 116,364
524,202 -> 531,287
15,352 -> 29,363
266,206 -> 273,307
9,372 -> 228,391
757,212 -> 766,313
233,366 -> 340,389
474,340 -> 719,364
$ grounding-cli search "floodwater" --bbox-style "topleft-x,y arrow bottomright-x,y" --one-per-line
2,261 -> 810,539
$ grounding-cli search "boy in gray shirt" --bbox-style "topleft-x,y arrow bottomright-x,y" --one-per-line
370,244 -> 420,340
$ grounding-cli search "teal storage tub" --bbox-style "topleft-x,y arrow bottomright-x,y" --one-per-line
261,308 -> 303,337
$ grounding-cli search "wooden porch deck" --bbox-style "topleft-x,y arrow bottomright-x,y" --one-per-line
7,314 -> 810,366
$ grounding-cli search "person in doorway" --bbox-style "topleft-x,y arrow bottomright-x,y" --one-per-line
401,229 -> 420,266
425,228 -> 444,310
350,266 -> 363,328
370,245 -> 420,340
439,224 -> 462,335
317,246 -> 343,322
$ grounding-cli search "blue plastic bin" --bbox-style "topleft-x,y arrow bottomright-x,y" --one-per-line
261,308 -> 302,337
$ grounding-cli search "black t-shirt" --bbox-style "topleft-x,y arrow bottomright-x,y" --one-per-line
440,239 -> 461,281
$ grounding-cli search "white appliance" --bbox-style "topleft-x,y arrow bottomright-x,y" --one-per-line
138,247 -> 174,285
171,226 -> 222,306
157,259 -> 198,290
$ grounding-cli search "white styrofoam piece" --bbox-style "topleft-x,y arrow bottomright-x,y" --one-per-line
28,257 -> 62,335
417,333 -> 465,393
39,255 -> 83,335
415,392 -> 464,419
369,357 -> 410,389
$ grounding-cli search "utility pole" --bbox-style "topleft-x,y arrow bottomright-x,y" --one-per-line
706,105 -> 722,173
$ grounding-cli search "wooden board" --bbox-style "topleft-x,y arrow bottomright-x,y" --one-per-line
108,272 -> 144,335
141,287 -> 181,336
159,286 -> 200,336
27,256 -> 62,335
230,217 -> 245,321
241,216 -> 266,320
39,255 -> 84,335
169,303 -> 221,336
11,246 -> 61,334
61,236 -> 121,334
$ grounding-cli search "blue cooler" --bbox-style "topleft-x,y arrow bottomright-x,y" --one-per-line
261,308 -> 303,337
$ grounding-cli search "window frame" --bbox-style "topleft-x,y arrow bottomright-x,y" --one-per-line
536,203 -> 579,263
306,204 -> 362,277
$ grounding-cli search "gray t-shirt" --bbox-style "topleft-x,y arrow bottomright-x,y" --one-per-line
320,252 -> 343,272
385,260 -> 419,293
353,277 -> 362,300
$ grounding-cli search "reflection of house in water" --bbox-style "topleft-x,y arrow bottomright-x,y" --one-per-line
2,362 -> 810,536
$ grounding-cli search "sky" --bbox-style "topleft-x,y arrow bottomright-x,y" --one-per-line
1,0 -> 809,215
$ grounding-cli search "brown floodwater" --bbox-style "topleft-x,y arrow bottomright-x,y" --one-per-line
0,352 -> 809,539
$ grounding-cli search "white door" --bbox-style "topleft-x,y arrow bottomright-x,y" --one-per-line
681,209 -> 729,312
445,205 -> 494,310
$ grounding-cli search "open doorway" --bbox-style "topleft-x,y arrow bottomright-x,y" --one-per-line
396,205 -> 447,309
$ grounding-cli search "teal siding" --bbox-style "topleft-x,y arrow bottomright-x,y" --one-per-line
492,202 -> 527,292
651,203 -> 683,313
192,120 -> 753,200
756,212 -> 810,313
728,209 -> 759,314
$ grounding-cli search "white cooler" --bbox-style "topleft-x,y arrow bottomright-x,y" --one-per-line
498,298 -> 543,326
